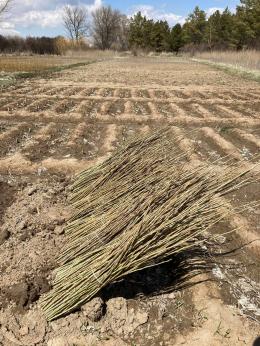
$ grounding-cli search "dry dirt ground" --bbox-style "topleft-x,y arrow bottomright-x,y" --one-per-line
0,57 -> 259,346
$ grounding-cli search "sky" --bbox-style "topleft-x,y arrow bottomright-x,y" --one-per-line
0,0 -> 240,37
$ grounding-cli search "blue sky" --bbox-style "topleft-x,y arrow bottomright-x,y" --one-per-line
0,0 -> 240,37
111,0 -> 239,16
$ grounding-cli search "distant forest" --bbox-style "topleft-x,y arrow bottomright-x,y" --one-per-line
129,0 -> 260,53
0,0 -> 259,54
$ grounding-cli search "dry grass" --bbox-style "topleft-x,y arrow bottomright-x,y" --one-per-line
0,55 -> 87,72
194,50 -> 260,71
0,50 -> 117,72
65,49 -> 120,59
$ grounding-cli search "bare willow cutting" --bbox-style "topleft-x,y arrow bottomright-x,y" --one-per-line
41,129 -> 253,321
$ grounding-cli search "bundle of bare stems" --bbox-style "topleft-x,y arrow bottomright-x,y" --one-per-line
41,129 -> 253,321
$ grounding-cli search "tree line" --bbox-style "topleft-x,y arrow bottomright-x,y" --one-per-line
0,4 -> 129,54
0,0 -> 259,54
0,36 -> 72,55
129,0 -> 260,53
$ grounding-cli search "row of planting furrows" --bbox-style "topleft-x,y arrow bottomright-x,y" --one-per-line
165,125 -> 260,288
0,121 -> 259,173
0,86 -> 259,128
4,84 -> 260,99
170,125 -> 260,314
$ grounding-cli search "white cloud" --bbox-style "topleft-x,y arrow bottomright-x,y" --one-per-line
0,2 -> 234,37
130,5 -> 184,26
0,0 -> 102,35
0,21 -> 20,35
0,21 -> 14,29
206,7 -> 225,17
129,5 -> 236,28
11,9 -> 64,29
85,0 -> 102,13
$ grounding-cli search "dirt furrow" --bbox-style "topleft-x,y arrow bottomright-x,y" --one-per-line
232,129 -> 260,148
201,127 -> 242,161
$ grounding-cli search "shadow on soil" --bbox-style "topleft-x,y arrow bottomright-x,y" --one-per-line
100,245 -> 215,302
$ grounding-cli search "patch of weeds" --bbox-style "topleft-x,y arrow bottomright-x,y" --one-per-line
0,60 -> 99,91
193,59 -> 260,83
214,321 -> 231,339
0,73 -> 15,87
197,308 -> 208,326
175,299 -> 184,310
16,60 -> 97,80
218,126 -> 233,134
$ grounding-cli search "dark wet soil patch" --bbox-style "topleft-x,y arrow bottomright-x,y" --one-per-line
0,272 -> 51,312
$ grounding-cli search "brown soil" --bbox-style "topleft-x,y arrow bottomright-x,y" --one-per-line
0,182 -> 16,223
0,57 -> 259,346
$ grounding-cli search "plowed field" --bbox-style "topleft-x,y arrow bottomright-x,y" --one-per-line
0,57 -> 259,346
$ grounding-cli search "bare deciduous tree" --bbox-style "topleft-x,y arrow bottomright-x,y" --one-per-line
115,14 -> 130,51
63,5 -> 88,42
92,6 -> 123,50
0,0 -> 13,19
